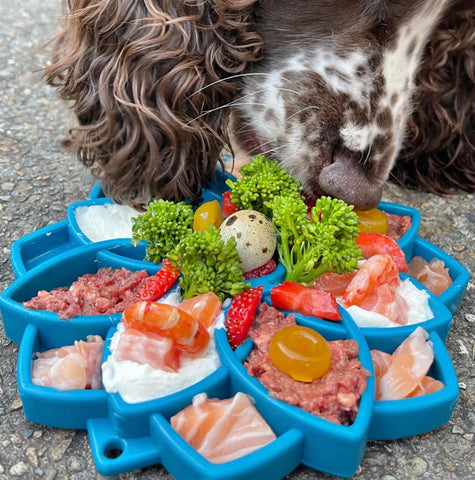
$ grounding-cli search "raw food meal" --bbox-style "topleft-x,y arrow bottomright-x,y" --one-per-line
23,267 -> 150,319
371,326 -> 444,400
407,256 -> 453,295
170,392 -> 277,464
32,335 -> 104,390
245,303 -> 370,425
313,254 -> 433,328
102,293 -> 223,403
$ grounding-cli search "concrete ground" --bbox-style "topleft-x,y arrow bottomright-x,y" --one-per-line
0,1 -> 473,479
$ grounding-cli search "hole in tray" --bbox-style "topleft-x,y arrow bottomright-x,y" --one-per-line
103,440 -> 125,460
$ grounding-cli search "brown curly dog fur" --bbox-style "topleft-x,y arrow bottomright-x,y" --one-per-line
44,0 -> 474,209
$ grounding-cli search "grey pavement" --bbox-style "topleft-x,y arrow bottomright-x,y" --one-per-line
0,1 -> 474,479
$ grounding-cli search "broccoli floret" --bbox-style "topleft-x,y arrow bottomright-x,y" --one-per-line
265,195 -> 362,284
131,199 -> 194,263
168,226 -> 250,300
226,154 -> 303,218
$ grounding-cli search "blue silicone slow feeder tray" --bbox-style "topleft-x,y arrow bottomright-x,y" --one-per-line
2,166 -> 469,480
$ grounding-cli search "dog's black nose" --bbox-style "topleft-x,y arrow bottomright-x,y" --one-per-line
318,157 -> 383,208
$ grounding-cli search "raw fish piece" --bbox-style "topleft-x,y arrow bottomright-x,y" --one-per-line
377,327 -> 434,400
32,335 -> 104,390
407,375 -> 445,397
407,256 -> 452,296
171,392 -> 276,464
113,326 -> 181,371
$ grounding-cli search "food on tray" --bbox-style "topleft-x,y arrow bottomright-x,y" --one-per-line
341,255 -> 433,328
371,326 -> 444,400
75,203 -> 139,242
131,199 -> 194,262
385,212 -> 412,240
245,303 -> 370,425
102,293 -> 223,403
355,207 -> 389,234
170,392 -> 277,464
225,286 -> 264,349
136,258 -> 180,302
270,281 -> 342,321
122,300 -> 211,356
219,209 -> 276,272
269,325 -> 331,382
354,207 -> 412,241
178,291 -> 223,329
23,267 -> 150,319
193,200 -> 223,231
243,258 -> 277,279
267,194 -> 362,284
168,226 -> 249,300
32,335 -> 104,390
356,232 -> 408,272
225,154 -> 303,219
407,256 -> 453,295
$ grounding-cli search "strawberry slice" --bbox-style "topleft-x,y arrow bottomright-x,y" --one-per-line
221,191 -> 239,217
243,258 -> 277,279
136,258 -> 180,301
225,286 -> 264,349
270,281 -> 342,321
356,232 -> 408,272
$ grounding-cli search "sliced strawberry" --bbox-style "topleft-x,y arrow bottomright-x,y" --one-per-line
136,258 -> 180,301
221,190 -> 239,217
270,281 -> 342,321
225,286 -> 264,349
243,258 -> 277,279
356,232 -> 408,272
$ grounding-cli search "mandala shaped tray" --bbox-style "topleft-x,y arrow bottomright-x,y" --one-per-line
0,169 -> 469,479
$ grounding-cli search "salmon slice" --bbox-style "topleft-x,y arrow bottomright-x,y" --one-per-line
171,392 -> 276,464
408,375 -> 445,397
370,349 -> 393,400
114,326 -> 181,371
178,292 -> 223,328
32,335 -> 104,390
378,327 -> 434,400
407,256 -> 452,296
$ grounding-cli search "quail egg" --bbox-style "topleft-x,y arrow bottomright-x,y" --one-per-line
219,210 -> 276,272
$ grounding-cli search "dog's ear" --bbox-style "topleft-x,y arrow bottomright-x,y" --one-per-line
44,0 -> 261,209
392,4 -> 475,194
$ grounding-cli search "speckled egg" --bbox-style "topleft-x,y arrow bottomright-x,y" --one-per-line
219,210 -> 276,272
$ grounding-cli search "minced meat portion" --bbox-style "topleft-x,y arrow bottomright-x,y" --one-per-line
245,303 -> 370,425
386,213 -> 411,240
23,267 -> 149,319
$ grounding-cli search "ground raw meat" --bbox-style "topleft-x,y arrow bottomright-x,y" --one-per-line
23,267 -> 149,319
245,303 -> 370,425
385,213 -> 411,240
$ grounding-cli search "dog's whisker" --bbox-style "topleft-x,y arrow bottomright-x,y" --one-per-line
287,105 -> 320,119
187,72 -> 296,99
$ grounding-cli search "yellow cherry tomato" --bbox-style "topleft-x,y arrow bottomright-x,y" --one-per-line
355,207 -> 389,234
269,325 -> 331,382
193,200 -> 223,232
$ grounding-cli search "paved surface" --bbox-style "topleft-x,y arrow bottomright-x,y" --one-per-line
0,1 -> 473,479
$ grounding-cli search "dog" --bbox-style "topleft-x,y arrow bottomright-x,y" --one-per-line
44,0 -> 474,210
